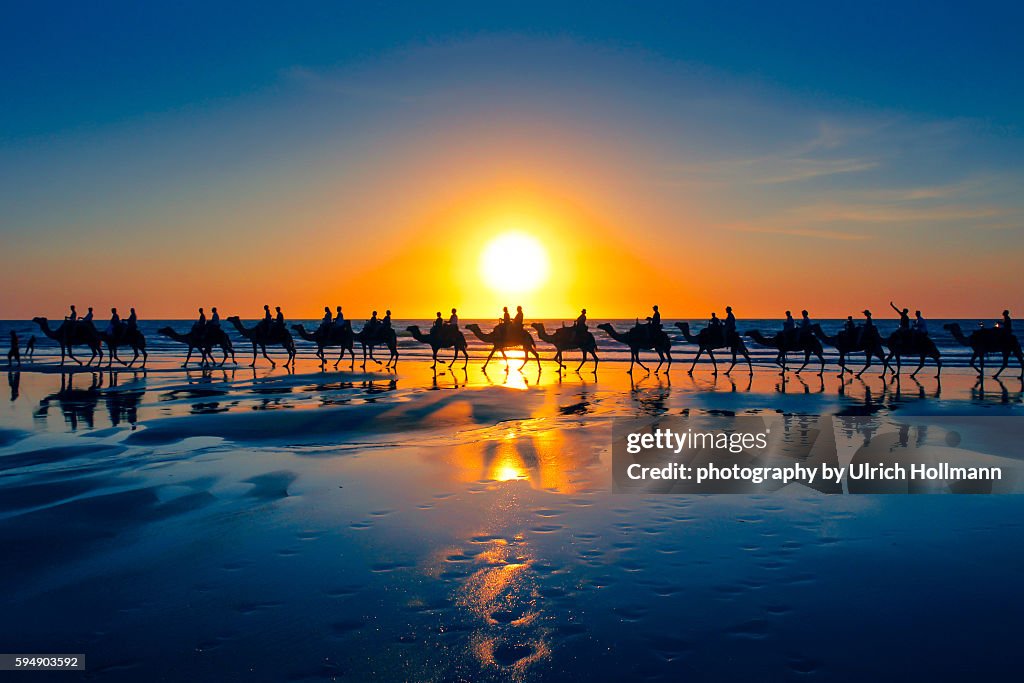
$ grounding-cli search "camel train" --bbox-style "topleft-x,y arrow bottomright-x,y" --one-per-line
24,306 -> 1022,380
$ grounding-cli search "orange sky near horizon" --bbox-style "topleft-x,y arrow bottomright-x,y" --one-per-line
3,39 -> 1022,321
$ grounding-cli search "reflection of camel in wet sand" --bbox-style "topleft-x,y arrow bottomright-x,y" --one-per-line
884,330 -> 942,378
530,322 -> 599,372
675,322 -> 751,375
158,326 -> 236,367
746,329 -> 824,375
227,317 -> 296,368
945,323 -> 1021,379
292,322 -> 356,367
32,317 -> 103,366
354,324 -> 398,368
99,327 -> 148,367
35,372 -> 101,430
597,323 -> 672,374
407,325 -> 468,368
464,324 -> 541,371
810,323 -> 888,378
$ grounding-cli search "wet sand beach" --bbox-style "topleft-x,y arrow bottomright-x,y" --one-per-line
2,355 -> 1023,680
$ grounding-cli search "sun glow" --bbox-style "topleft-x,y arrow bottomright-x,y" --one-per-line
479,232 -> 550,295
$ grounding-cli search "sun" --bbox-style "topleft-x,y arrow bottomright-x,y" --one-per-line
479,232 -> 550,295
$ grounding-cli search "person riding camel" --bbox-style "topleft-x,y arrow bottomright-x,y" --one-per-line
65,305 -> 78,322
783,310 -> 795,342
844,315 -> 857,337
367,310 -> 380,335
431,311 -> 444,335
261,304 -> 273,334
890,302 -> 911,334
105,307 -> 121,337
913,310 -> 927,336
800,310 -> 813,341
724,306 -> 737,339
320,306 -> 333,332
447,308 -> 458,329
82,307 -> 94,324
335,306 -> 344,326
193,307 -> 206,334
513,305 -> 524,329
1000,309 -> 1013,335
573,308 -> 588,343
210,307 -> 220,329
708,311 -> 724,345
127,307 -> 138,331
858,309 -> 875,345
381,310 -> 393,333
502,306 -> 511,327
274,307 -> 285,331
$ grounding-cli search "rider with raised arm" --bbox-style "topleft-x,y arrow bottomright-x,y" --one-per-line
890,302 -> 911,331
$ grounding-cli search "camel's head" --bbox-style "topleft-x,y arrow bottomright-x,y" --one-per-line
596,323 -> 615,333
743,329 -> 762,339
942,323 -> 959,332
405,325 -> 420,334
674,321 -> 688,331
530,322 -> 544,331
156,327 -> 174,336
465,323 -> 481,331
226,316 -> 241,322
32,316 -> 47,326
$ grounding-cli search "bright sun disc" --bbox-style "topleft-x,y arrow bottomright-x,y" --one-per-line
480,232 -> 550,295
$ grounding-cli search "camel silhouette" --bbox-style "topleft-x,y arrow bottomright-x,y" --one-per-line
32,317 -> 104,366
226,316 -> 296,368
407,325 -> 468,369
882,329 -> 942,378
354,323 -> 398,369
99,327 -> 148,368
745,328 -> 825,375
945,323 -> 1021,379
597,322 -> 672,374
810,323 -> 888,378
464,323 -> 541,371
158,326 -> 236,367
292,322 -> 356,368
675,322 -> 752,375
531,322 -> 599,372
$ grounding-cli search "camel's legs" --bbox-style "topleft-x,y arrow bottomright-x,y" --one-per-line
911,355 -> 927,378
482,348 -> 497,370
993,352 -> 1010,379
249,342 -> 258,367
708,350 -> 718,375
689,348 -> 702,374
261,344 -> 275,368
796,351 -> 810,374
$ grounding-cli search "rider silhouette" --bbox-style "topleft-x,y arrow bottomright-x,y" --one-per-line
210,307 -> 220,329
275,307 -> 285,330
1001,309 -> 1013,335
320,306 -> 333,331
890,302 -> 911,331
335,306 -> 344,325
431,311 -> 443,335
82,307 -> 94,323
106,307 -> 120,336
127,307 -> 138,331
724,306 -> 736,337
913,310 -> 927,335
65,305 -> 78,322
844,315 -> 857,336
447,308 -> 458,329
513,306 -> 524,328
858,309 -> 875,345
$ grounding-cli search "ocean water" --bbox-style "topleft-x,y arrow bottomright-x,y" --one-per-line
0,318 -> 1008,369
